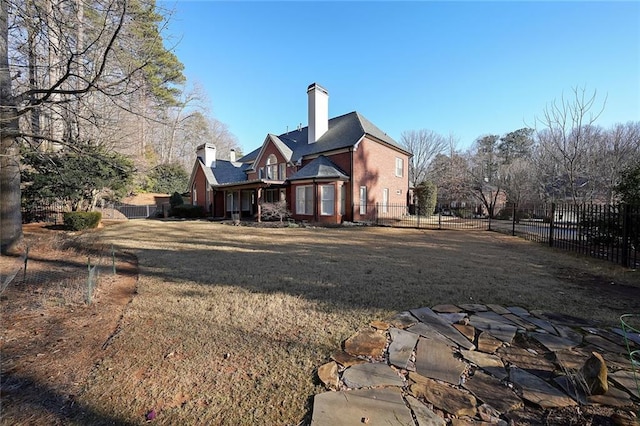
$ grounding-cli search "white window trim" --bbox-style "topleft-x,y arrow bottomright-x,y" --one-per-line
320,185 -> 335,216
296,185 -> 314,215
359,186 -> 367,215
395,157 -> 404,177
382,188 -> 389,214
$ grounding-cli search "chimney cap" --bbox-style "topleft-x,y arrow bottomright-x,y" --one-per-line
307,83 -> 328,95
196,142 -> 216,151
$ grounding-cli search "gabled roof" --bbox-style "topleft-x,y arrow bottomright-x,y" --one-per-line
188,158 -> 218,190
237,111 -> 409,164
288,155 -> 349,181
245,134 -> 295,171
212,160 -> 252,185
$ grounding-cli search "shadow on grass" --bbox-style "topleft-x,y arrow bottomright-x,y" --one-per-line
96,222 -> 640,322
0,371 -> 137,425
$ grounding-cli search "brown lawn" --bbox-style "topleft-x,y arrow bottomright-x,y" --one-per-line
1,220 -> 639,425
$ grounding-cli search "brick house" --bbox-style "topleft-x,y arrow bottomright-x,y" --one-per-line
187,83 -> 411,224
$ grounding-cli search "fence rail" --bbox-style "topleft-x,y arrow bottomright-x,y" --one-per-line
367,202 -> 639,268
21,201 -> 158,222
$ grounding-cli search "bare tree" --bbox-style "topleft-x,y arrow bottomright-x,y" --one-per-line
1,0 -> 184,253
429,135 -> 472,206
534,86 -> 606,204
400,129 -> 448,187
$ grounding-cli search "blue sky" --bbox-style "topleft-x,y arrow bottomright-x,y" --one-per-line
160,1 -> 640,155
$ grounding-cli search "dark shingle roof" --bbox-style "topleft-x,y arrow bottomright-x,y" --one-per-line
288,156 -> 349,181
236,111 -> 408,164
210,160 -> 251,184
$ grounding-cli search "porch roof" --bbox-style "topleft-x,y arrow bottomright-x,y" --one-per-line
214,179 -> 286,190
287,155 -> 349,181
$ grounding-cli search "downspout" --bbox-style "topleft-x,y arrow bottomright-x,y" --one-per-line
350,147 -> 355,221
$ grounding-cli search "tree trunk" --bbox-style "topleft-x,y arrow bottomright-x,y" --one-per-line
0,1 -> 23,254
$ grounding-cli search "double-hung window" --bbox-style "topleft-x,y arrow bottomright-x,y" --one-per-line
320,185 -> 334,216
359,186 -> 367,214
296,185 -> 314,215
395,157 -> 404,177
382,188 -> 389,213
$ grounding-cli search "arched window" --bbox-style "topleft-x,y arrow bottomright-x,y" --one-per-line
266,154 -> 278,179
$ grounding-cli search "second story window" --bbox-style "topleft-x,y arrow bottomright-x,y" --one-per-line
395,157 -> 404,177
266,154 -> 278,180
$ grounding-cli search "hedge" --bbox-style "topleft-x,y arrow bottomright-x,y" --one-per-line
63,211 -> 102,230
170,204 -> 204,219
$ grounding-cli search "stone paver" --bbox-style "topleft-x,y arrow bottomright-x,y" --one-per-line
432,304 -> 462,313
610,370 -> 640,399
312,304 -> 640,425
331,350 -> 366,367
476,311 -> 520,328
344,329 -> 387,358
584,334 -> 629,355
342,362 -> 405,389
405,395 -> 446,426
498,346 -> 556,380
485,304 -> 510,315
438,312 -> 468,324
469,315 -> 517,344
476,332 -> 503,354
458,303 -> 488,312
463,371 -> 523,413
612,327 -> 640,346
311,387 -> 414,425
411,379 -> 477,417
407,322 -> 458,347
317,361 -> 339,389
411,307 -> 476,350
415,337 -> 467,385
387,311 -> 417,329
388,328 -> 419,369
530,331 -> 579,352
460,349 -> 507,380
509,367 -> 577,408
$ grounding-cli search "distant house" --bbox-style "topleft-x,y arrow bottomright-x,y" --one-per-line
187,83 -> 411,224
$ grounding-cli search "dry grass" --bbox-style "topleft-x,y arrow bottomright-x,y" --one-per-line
68,220 -> 640,425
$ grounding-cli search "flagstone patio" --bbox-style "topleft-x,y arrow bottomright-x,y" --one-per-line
311,305 -> 640,425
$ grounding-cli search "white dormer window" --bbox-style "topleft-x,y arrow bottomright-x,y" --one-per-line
279,163 -> 286,180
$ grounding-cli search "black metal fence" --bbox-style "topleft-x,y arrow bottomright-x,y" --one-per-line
21,200 -> 68,224
365,203 -> 490,231
21,201 -> 158,222
494,203 -> 640,269
366,202 -> 640,268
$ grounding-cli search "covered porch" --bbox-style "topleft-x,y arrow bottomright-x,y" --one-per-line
215,180 -> 287,221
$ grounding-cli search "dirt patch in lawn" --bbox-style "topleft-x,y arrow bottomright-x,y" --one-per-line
0,223 -> 138,425
1,221 -> 639,425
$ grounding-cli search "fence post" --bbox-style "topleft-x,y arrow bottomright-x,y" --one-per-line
488,207 -> 492,231
87,257 -> 92,305
23,246 -> 29,281
375,203 -> 379,225
112,244 -> 116,275
511,203 -> 517,236
621,203 -> 630,268
549,203 -> 556,247
438,205 -> 442,230
417,202 -> 421,229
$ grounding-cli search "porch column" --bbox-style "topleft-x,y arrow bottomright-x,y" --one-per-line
257,187 -> 263,223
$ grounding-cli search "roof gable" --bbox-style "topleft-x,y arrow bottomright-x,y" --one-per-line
247,134 -> 295,171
